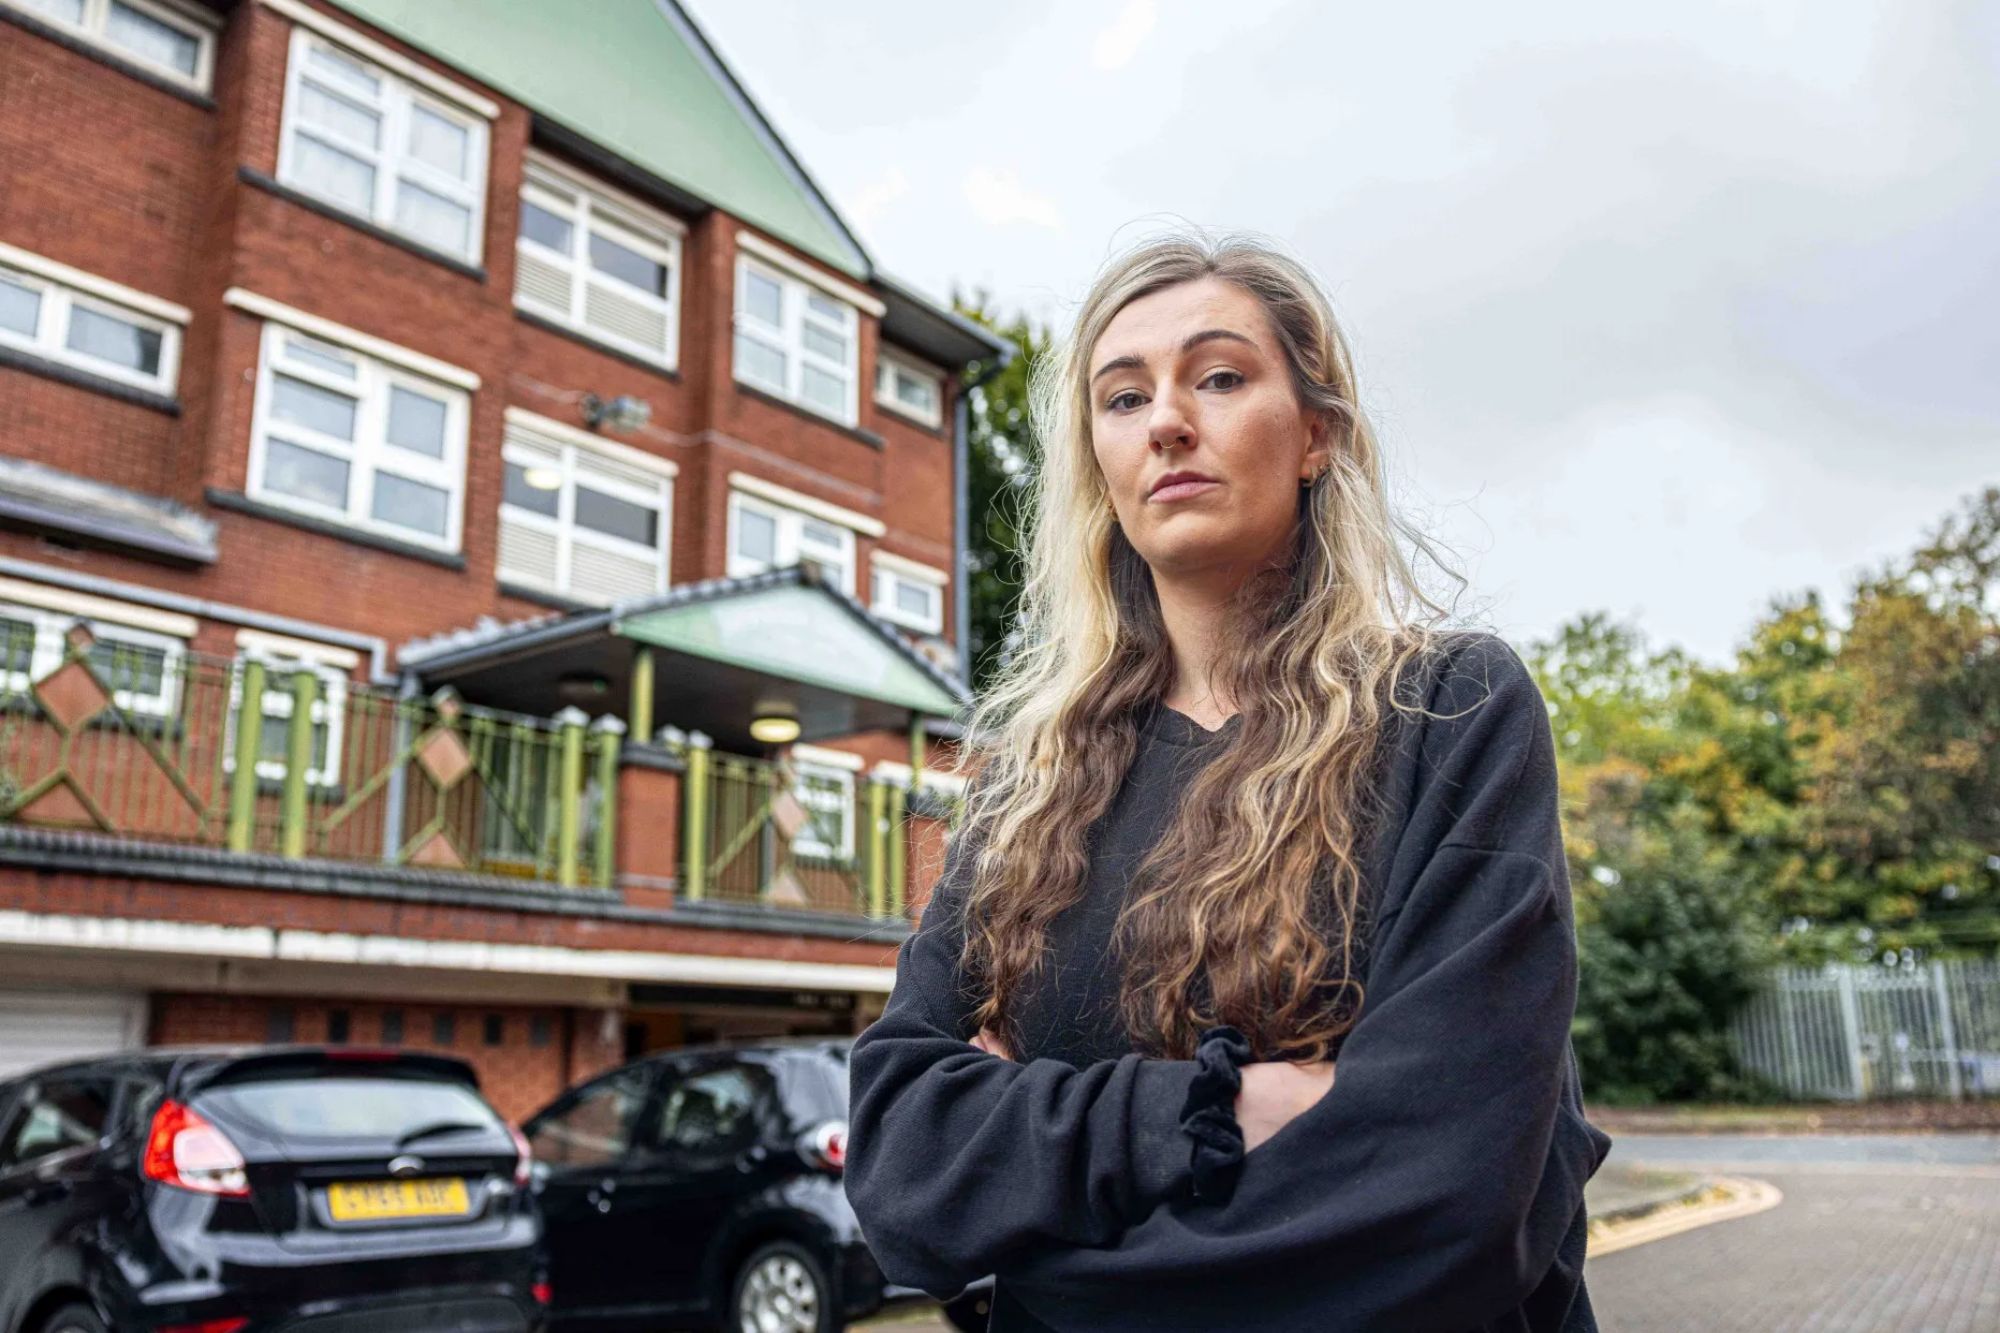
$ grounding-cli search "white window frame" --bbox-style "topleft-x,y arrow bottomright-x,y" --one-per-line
514,154 -> 684,369
245,317 -> 470,554
787,753 -> 856,861
499,410 -> 675,606
874,347 -> 944,429
275,25 -> 490,265
732,254 -> 859,428
0,601 -> 184,717
726,490 -> 857,596
3,0 -> 218,92
871,554 -> 948,635
0,246 -> 185,397
222,632 -> 353,789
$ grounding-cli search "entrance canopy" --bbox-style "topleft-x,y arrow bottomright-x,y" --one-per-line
399,565 -> 969,753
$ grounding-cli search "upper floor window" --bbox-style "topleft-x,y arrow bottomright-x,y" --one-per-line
514,156 -> 683,369
499,410 -> 674,606
0,246 -> 183,397
871,555 -> 947,636
726,489 -> 856,596
5,0 -> 217,92
224,633 -> 352,790
277,27 -> 489,265
732,255 -> 858,427
875,349 -> 944,429
245,316 -> 468,553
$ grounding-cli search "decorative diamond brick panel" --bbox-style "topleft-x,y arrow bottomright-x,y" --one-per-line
771,789 -> 808,841
16,781 -> 104,830
35,661 -> 111,732
407,829 -> 466,869
765,869 -> 810,908
416,727 -> 473,790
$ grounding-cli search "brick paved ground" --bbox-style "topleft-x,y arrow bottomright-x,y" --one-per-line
854,1141 -> 2000,1332
1588,1164 -> 2000,1333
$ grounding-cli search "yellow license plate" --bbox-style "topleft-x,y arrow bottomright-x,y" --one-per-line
327,1177 -> 471,1222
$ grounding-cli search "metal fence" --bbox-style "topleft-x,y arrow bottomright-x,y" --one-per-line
1731,959 -> 2000,1101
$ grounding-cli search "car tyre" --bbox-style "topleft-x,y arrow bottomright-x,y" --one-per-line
941,1288 -> 992,1333
728,1238 -> 836,1333
39,1306 -> 108,1333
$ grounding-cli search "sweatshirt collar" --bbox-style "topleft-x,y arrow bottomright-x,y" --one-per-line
1142,698 -> 1244,748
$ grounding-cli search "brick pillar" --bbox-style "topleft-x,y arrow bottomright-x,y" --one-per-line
616,754 -> 681,911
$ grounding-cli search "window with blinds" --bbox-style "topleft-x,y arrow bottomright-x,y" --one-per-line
514,155 -> 684,369
498,416 -> 673,606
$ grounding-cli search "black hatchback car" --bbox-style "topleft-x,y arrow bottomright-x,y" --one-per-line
0,1046 -> 546,1333
522,1036 -> 989,1332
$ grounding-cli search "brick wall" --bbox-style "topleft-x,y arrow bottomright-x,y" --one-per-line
150,991 -> 623,1123
0,0 -> 962,682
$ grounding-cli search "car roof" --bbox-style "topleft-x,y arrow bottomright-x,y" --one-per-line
0,1044 -> 482,1092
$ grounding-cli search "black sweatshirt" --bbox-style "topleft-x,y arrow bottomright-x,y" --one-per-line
845,632 -> 1612,1332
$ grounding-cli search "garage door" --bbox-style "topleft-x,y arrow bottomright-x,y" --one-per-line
0,990 -> 146,1079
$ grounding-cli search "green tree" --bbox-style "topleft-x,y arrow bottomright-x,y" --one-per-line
952,294 -> 1050,694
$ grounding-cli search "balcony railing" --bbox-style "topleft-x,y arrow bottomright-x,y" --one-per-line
675,745 -> 919,919
0,627 -> 618,887
0,625 -> 953,921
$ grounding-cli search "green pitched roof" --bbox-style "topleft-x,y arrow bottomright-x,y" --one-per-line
330,0 -> 868,278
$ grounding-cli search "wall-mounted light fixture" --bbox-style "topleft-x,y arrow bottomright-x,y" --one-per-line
749,698 -> 801,745
581,392 -> 652,433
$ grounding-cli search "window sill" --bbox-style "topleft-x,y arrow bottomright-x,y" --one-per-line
1,9 -> 216,109
0,344 -> 180,415
874,397 -> 946,438
498,580 -> 603,614
238,167 -> 488,284
872,608 -> 945,638
205,489 -> 468,570
514,308 -> 683,381
733,381 -> 883,450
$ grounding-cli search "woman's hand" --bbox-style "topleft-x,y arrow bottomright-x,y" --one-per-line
970,1026 -> 1015,1061
1234,1059 -> 1336,1153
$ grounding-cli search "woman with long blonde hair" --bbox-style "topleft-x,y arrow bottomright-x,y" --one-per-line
845,229 -> 1610,1332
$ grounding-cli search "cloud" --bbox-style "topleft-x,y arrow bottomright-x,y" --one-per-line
846,165 -> 910,232
963,165 -> 1064,229
1091,0 -> 1157,71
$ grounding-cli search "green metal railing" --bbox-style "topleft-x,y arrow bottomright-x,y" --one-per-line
0,632 -> 616,888
667,738 -> 916,918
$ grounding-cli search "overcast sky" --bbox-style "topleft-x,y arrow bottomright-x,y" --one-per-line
685,0 -> 1998,665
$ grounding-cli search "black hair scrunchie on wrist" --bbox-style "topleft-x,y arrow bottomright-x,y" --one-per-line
1178,1023 -> 1253,1203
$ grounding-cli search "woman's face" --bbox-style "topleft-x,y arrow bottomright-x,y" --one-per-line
1089,276 -> 1327,583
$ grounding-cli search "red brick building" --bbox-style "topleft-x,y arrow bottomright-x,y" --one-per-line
0,0 -> 1003,1119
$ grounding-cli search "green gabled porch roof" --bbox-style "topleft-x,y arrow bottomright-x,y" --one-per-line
614,581 -> 960,716
329,0 -> 869,279
398,565 -> 968,751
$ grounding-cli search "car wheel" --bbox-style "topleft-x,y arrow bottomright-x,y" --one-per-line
39,1306 -> 108,1333
941,1288 -> 993,1333
728,1238 -> 835,1333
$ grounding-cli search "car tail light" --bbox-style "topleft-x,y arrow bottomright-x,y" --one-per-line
143,1100 -> 249,1197
508,1122 -> 533,1187
158,1320 -> 249,1333
802,1119 -> 846,1174
531,1281 -> 553,1306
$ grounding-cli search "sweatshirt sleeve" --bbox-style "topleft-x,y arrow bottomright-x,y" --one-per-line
998,634 -> 1613,1331
843,806 -> 1207,1298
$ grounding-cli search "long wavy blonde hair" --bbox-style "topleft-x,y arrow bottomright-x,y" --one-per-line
941,228 -> 1463,1063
